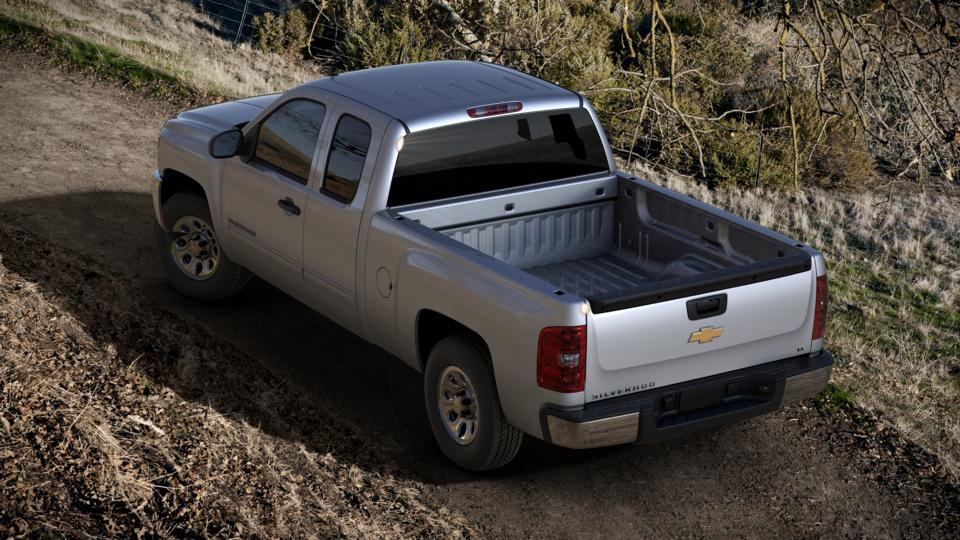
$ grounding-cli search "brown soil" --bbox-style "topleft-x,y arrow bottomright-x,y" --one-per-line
0,45 -> 957,538
0,224 -> 475,538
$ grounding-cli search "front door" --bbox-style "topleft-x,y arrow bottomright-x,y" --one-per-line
220,98 -> 330,288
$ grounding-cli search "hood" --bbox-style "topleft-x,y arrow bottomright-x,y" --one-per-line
177,94 -> 280,132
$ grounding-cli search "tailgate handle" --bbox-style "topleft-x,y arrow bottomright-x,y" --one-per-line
687,293 -> 727,320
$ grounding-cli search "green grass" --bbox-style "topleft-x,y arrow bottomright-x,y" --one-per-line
0,15 -> 211,104
817,383 -> 855,412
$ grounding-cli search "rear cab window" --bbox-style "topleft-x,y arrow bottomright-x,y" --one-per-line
321,114 -> 372,203
388,108 -> 608,207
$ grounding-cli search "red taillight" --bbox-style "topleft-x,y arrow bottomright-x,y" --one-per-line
537,325 -> 586,393
812,274 -> 828,340
466,101 -> 523,118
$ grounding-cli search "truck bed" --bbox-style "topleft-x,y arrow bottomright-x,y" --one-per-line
421,174 -> 807,312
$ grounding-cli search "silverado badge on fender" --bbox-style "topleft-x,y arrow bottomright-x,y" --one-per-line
689,326 -> 724,344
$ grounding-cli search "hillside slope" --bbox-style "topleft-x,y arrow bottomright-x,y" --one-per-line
0,45 -> 958,536
0,0 -> 322,97
0,224 -> 476,537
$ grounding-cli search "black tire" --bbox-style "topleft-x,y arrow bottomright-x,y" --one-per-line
154,192 -> 251,300
424,334 -> 522,471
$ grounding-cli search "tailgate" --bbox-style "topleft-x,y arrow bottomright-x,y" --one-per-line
583,267 -> 817,403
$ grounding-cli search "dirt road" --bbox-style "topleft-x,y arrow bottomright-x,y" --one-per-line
1,48 -> 957,537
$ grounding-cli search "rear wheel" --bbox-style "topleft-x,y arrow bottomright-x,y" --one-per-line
424,335 -> 522,471
154,193 -> 250,300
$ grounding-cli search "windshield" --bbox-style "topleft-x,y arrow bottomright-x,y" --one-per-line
388,108 -> 609,207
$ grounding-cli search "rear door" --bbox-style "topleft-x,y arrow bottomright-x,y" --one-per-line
220,98 -> 332,287
301,102 -> 387,335
583,268 -> 817,402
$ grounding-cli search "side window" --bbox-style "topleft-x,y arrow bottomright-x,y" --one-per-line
254,99 -> 326,184
322,115 -> 372,203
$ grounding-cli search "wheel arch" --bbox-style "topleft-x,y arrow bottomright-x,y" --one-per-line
415,309 -> 491,372
157,169 -> 213,230
160,169 -> 208,206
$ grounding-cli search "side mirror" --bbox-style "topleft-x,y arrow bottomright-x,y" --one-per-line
209,128 -> 243,159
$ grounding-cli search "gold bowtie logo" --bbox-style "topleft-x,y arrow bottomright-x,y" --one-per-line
688,326 -> 724,344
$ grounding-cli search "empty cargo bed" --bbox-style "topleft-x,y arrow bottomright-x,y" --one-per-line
428,175 -> 810,311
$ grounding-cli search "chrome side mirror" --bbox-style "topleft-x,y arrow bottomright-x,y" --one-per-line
209,128 -> 243,159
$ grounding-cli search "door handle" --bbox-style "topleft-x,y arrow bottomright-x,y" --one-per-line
277,197 -> 301,216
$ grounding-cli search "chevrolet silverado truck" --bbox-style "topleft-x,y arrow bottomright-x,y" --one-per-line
152,60 -> 832,471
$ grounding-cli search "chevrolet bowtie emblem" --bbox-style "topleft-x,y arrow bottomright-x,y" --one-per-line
688,326 -> 724,344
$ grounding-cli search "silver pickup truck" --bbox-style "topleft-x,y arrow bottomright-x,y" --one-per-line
152,61 -> 832,471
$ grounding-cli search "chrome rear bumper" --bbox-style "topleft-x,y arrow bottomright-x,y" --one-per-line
546,413 -> 641,450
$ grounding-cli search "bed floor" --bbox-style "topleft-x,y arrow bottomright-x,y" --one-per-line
525,253 -> 656,298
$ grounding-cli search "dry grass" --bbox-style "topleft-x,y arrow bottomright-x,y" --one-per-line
0,225 -> 475,538
0,0 -> 322,97
633,163 -> 960,479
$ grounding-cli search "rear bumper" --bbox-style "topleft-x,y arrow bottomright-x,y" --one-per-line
542,350 -> 833,449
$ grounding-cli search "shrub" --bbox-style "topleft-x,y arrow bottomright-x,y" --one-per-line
283,9 -> 309,55
252,12 -> 283,55
252,9 -> 309,58
700,125 -> 794,189
754,86 -> 875,190
486,0 -> 618,91
337,1 -> 445,71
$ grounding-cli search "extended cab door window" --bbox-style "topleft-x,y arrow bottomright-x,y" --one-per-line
254,99 -> 327,184
321,114 -> 372,203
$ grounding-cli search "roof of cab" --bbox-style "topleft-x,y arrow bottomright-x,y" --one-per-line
303,60 -> 580,132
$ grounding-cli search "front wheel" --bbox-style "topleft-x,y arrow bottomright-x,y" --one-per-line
154,193 -> 250,300
424,335 -> 522,471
